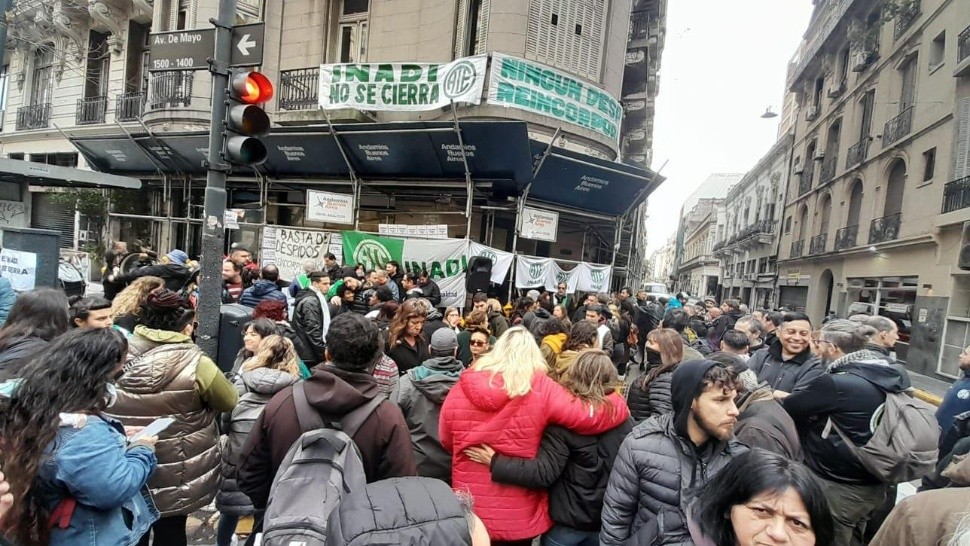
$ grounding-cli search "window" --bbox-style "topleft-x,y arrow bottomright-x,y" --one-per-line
846,276 -> 917,362
177,0 -> 189,30
338,0 -> 369,63
455,0 -> 488,57
899,56 -> 917,111
860,89 -> 875,139
526,0 -> 606,81
923,148 -> 936,181
838,47 -> 850,85
784,216 -> 792,234
7,153 -> 23,161
85,31 -> 110,99
550,13 -> 558,25
29,45 -> 54,108
0,64 -> 7,114
930,31 -> 945,68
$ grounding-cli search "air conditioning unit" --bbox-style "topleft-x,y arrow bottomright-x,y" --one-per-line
806,105 -> 820,121
850,49 -> 873,72
827,79 -> 847,98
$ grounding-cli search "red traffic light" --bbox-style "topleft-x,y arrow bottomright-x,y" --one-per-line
230,71 -> 274,104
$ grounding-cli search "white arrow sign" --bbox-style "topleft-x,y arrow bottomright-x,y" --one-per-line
236,34 -> 256,56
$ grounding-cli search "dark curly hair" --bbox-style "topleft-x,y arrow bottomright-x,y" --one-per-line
0,328 -> 129,544
139,289 -> 195,332
0,288 -> 69,350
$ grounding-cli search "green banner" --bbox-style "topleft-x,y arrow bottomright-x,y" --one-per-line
341,231 -> 405,272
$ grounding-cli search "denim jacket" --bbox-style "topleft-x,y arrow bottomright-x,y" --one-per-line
36,413 -> 159,546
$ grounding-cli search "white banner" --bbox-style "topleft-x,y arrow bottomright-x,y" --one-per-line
261,227 -> 332,283
515,255 -> 553,289
468,242 -> 514,285
307,189 -> 354,225
0,248 -> 37,291
488,53 -> 622,145
319,56 -> 488,111
400,238 -> 468,308
550,262 -> 579,293
520,206 -> 559,242
576,262 -> 613,293
379,224 -> 449,239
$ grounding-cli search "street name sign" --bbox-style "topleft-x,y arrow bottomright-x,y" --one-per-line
149,23 -> 265,71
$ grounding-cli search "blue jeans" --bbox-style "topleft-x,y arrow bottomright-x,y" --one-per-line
541,525 -> 599,546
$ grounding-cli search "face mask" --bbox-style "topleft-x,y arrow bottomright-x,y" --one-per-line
104,383 -> 118,408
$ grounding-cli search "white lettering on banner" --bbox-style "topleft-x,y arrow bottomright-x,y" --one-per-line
0,248 -> 37,291
575,174 -> 610,193
318,57 -> 488,112
306,190 -> 354,225
357,144 -> 390,162
441,143 -> 477,163
261,227 -> 332,282
278,146 -> 306,161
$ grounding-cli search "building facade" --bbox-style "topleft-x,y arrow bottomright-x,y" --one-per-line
777,0 -> 970,378
0,0 -> 666,293
675,197 -> 722,298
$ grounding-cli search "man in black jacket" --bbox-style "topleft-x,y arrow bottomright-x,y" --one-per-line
859,314 -> 898,363
706,299 -> 743,352
600,360 -> 746,545
782,319 -> 911,545
107,249 -> 192,292
748,312 -> 823,395
417,270 -> 442,308
292,272 -> 332,366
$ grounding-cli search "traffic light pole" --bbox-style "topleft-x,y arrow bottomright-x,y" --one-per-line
196,0 -> 236,359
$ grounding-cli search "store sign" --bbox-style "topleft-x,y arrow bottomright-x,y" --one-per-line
520,206 -> 559,242
488,53 -> 623,145
261,227 -> 332,283
319,56 -> 488,111
0,248 -> 37,291
306,189 -> 354,225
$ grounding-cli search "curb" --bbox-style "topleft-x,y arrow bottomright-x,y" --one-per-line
913,388 -> 943,407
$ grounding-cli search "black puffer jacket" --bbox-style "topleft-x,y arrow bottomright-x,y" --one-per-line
748,339 -> 823,393
489,420 -> 633,532
325,477 -> 472,546
626,371 -> 673,423
115,262 -> 191,292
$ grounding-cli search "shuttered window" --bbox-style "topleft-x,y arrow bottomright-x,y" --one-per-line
525,0 -> 607,81
956,97 -> 970,179
454,0 -> 489,58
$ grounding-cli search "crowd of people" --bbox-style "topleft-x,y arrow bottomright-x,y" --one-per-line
0,244 -> 968,545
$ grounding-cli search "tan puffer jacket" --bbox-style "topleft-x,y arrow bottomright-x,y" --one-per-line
110,327 -> 222,516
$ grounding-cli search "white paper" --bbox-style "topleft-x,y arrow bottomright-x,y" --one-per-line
130,417 -> 175,442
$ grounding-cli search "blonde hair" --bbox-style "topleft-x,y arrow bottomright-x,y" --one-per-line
560,349 -> 619,414
487,298 -> 503,314
471,326 -> 545,398
110,276 -> 165,318
242,335 -> 300,376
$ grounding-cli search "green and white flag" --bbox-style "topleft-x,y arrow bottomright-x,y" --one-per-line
342,231 -> 405,272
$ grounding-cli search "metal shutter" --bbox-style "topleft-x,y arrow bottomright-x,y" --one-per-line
525,0 -> 606,81
455,0 -> 467,59
957,97 -> 970,179
30,193 -> 75,249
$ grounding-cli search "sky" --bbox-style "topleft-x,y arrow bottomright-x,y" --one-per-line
646,0 -> 815,253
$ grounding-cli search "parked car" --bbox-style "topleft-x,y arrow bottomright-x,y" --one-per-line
58,259 -> 86,299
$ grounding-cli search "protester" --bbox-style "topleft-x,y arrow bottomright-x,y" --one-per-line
748,312 -> 823,394
755,310 -> 783,352
467,326 -> 492,367
0,288 -> 70,382
539,317 -> 569,371
237,313 -> 417,511
393,328 -> 464,483
707,299 -> 743,351
585,304 -> 615,356
216,334 -> 301,546
571,293 -> 600,323
0,278 -> 14,329
251,299 -> 312,371
110,290 -> 238,546
415,271 -> 442,307
861,315 -> 899,363
222,260 -> 245,303
600,359 -> 746,545
421,302 -> 447,338
553,320 -> 599,380
734,315 -> 766,353
465,350 -> 631,546
937,344 -> 970,436
69,295 -> 114,329
108,249 -> 192,292
102,240 -> 129,299
110,275 -> 165,332
552,304 -> 572,330
688,449 -> 833,546
720,329 -> 752,359
661,307 -> 707,360
292,271 -> 333,366
386,299 -> 431,373
364,285 -> 395,319
487,297 -> 511,338
444,306 -> 462,333
233,318 -> 283,373
440,327 -> 631,544
458,309 -> 492,366
239,265 -> 287,307
728,354 -> 803,460
510,297 -> 534,327
372,269 -> 400,301
0,328 -> 159,546
626,328 -> 683,422
552,282 -> 572,310
782,319 -> 911,544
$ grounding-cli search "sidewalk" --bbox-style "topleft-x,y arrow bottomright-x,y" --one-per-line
909,370 -> 951,406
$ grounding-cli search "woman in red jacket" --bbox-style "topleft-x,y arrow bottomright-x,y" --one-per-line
440,326 -> 631,545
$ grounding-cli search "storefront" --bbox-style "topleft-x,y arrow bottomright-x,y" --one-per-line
845,276 -> 918,362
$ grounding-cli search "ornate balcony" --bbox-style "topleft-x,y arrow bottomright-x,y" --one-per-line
809,233 -> 828,255
882,106 -> 913,148
942,176 -> 970,214
115,92 -> 146,122
790,240 -> 804,259
76,95 -> 107,125
819,156 -> 837,185
278,67 -> 320,111
957,25 -> 970,77
798,169 -> 814,196
149,71 -> 194,110
893,1 -> 920,40
846,137 -> 869,169
16,103 -> 51,130
869,212 -> 902,244
835,225 -> 858,250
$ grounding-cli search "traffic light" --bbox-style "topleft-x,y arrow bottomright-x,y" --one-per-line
224,70 -> 274,166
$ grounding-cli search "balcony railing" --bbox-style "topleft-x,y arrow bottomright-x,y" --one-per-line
882,106 -> 913,147
810,233 -> 828,255
149,71 -> 194,110
278,67 -> 320,111
798,169 -> 814,196
115,92 -> 145,122
893,2 -> 920,40
942,176 -> 970,214
16,103 -> 51,130
790,240 -> 804,259
76,95 -> 107,125
869,212 -> 902,244
629,10 -> 651,42
835,225 -> 859,250
846,137 -> 870,169
960,25 -> 970,64
819,156 -> 837,185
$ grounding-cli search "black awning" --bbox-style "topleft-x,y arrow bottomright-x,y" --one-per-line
0,157 -> 141,189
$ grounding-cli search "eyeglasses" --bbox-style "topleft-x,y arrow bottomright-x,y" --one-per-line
470,340 -> 488,347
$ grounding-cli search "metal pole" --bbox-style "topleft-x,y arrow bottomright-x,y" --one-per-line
196,0 -> 236,359
450,102 -> 475,239
322,108 -> 362,230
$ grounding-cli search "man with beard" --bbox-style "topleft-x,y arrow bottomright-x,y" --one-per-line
748,312 -> 823,395
782,320 -> 912,545
600,360 -> 746,545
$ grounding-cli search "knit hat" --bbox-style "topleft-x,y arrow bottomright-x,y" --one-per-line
430,328 -> 458,354
166,249 -> 189,265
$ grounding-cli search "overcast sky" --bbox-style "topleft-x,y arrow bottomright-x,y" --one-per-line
646,0 -> 815,253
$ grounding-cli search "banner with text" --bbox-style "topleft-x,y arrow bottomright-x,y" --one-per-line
261,227 -> 333,283
319,56 -> 488,111
514,255 -> 553,289
488,53 -> 622,145
306,190 -> 354,225
520,206 -> 559,242
576,262 -> 613,293
468,242 -> 515,285
0,248 -> 37,291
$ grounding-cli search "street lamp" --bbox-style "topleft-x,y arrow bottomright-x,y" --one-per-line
761,106 -> 778,119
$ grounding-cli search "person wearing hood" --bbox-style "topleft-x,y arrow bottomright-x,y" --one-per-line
748,312 -> 823,395
239,265 -> 287,308
0,288 -> 70,382
539,317 -> 569,370
216,334 -> 301,546
781,319 -> 912,545
524,305 -> 552,337
108,249 -> 192,292
600,359 -> 747,545
237,313 -> 417,513
393,328 -> 464,484
109,289 -> 238,546
439,326 -> 631,544
706,299 -> 743,352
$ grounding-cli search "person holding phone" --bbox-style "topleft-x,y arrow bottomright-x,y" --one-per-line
0,328 -> 159,546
